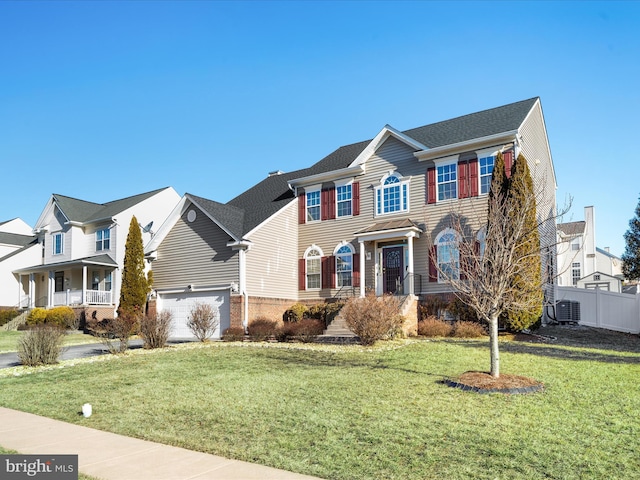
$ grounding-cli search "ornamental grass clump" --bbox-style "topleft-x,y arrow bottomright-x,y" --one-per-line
341,293 -> 404,346
17,324 -> 65,366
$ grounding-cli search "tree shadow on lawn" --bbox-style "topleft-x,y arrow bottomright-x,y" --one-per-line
445,338 -> 640,365
249,347 -> 449,380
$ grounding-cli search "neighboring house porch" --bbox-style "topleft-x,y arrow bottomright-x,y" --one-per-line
15,254 -> 118,309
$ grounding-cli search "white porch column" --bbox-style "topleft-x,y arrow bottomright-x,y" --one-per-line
47,271 -> 54,307
407,234 -> 415,295
28,274 -> 35,308
82,265 -> 87,305
359,240 -> 366,298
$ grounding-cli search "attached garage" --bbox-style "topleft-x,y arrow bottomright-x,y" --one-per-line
157,289 -> 231,339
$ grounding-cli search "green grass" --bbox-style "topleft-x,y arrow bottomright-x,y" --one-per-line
0,331 -> 100,353
0,445 -> 101,480
0,326 -> 638,479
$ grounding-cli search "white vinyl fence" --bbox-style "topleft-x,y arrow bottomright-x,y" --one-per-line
556,286 -> 640,334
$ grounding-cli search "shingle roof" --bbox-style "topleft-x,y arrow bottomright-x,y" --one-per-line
0,232 -> 35,248
557,221 -> 586,236
53,188 -> 171,224
187,194 -> 246,240
219,98 -> 538,237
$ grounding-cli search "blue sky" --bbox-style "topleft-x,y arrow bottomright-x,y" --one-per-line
1,1 -> 638,257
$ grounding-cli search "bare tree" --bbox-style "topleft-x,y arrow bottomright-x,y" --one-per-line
430,156 -> 569,378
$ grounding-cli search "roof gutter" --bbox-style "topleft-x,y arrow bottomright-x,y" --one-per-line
414,130 -> 519,162
288,164 -> 365,189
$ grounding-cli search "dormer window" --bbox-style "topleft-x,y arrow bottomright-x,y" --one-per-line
376,172 -> 409,215
52,232 -> 63,255
96,228 -> 111,251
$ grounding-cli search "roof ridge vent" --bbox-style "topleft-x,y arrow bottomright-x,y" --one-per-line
268,170 -> 284,177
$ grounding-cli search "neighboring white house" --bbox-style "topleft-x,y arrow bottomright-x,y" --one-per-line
0,219 -> 40,308
11,188 -> 181,317
557,206 -> 623,291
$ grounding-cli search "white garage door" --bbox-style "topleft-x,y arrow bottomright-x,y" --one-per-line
158,290 -> 230,339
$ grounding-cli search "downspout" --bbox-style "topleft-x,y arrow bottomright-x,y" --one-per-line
238,247 -> 249,332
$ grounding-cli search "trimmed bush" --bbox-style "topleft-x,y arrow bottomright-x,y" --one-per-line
452,321 -> 486,338
139,311 -> 173,349
0,309 -> 20,327
187,302 -> 219,342
46,306 -> 77,329
284,303 -> 308,322
222,327 -> 246,342
418,316 -> 453,337
277,319 -> 324,343
341,293 -> 404,346
17,324 -> 65,366
26,308 -> 48,325
248,318 -> 278,341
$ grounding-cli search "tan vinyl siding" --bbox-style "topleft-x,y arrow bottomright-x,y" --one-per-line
152,206 -> 239,289
519,100 -> 557,304
245,202 -> 298,300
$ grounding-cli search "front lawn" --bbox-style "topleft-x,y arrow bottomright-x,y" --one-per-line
0,331 -> 100,354
0,326 -> 638,479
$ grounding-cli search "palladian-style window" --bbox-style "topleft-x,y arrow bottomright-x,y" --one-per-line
376,172 -> 409,215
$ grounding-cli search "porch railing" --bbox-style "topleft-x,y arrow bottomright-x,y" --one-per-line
52,289 -> 113,306
393,273 -> 422,296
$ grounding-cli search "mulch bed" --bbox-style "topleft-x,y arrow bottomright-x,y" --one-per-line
445,371 -> 544,394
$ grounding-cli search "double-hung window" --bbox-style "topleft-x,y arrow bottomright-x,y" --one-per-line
335,244 -> 353,287
479,156 -> 495,194
376,172 -> 409,215
336,183 -> 352,217
436,229 -> 460,282
105,271 -> 113,291
437,163 -> 457,201
572,262 -> 581,286
52,232 -> 63,255
96,228 -> 111,251
305,247 -> 322,289
306,189 -> 321,222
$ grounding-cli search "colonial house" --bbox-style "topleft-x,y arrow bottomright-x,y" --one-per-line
12,187 -> 180,318
146,97 -> 557,338
557,206 -> 623,292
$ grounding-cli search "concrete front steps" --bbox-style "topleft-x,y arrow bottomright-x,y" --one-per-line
317,294 -> 419,342
317,314 -> 359,343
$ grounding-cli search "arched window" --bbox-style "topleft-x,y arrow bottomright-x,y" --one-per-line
334,243 -> 354,287
376,171 -> 409,215
436,228 -> 460,282
304,246 -> 323,290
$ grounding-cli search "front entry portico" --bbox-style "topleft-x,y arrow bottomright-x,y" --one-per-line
355,219 -> 423,297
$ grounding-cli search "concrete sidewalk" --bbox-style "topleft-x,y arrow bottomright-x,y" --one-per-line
0,407 -> 323,480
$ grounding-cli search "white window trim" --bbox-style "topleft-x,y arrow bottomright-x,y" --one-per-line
435,228 -> 461,283
335,178 -> 354,218
334,241 -> 355,288
96,227 -> 111,252
476,148 -> 499,196
375,170 -> 410,216
304,244 -> 324,290
433,155 -> 459,203
305,184 -> 321,223
52,232 -> 64,255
